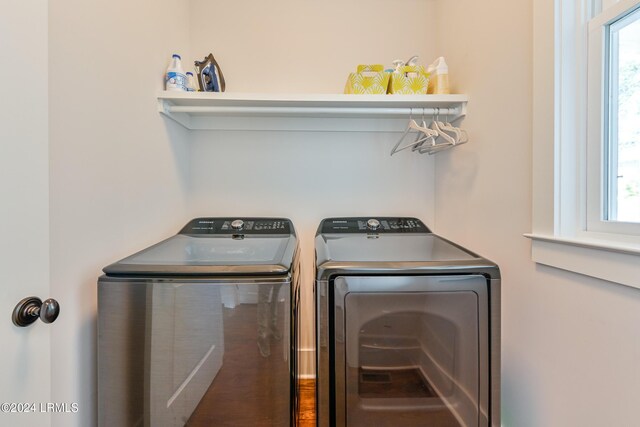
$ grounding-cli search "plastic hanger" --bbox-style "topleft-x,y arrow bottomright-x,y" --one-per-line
444,116 -> 469,144
439,110 -> 469,145
415,109 -> 455,154
430,110 -> 456,145
438,113 -> 464,144
412,110 -> 438,151
390,109 -> 433,155
431,110 -> 458,145
392,108 -> 469,156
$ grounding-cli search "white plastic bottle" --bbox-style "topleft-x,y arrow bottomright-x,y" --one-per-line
165,54 -> 188,91
427,57 -> 450,94
186,72 -> 198,92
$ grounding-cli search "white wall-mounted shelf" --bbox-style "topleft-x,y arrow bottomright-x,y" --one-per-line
157,92 -> 468,132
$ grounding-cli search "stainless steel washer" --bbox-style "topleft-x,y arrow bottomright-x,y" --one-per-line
98,217 -> 301,427
315,217 -> 500,427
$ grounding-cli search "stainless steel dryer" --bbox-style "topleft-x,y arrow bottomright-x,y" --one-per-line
98,217 -> 301,427
315,217 -> 500,427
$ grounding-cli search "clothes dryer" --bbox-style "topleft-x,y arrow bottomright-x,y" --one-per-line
98,217 -> 301,427
315,217 -> 500,427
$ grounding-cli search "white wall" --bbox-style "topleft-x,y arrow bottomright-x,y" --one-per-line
187,0 -> 440,375
0,1 -> 50,426
189,0 -> 438,93
41,0 -> 640,424
433,0 -> 640,425
189,131 -> 436,373
45,0 -> 441,422
48,0 -> 191,425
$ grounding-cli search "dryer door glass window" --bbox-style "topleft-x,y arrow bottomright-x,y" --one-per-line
342,289 -> 480,427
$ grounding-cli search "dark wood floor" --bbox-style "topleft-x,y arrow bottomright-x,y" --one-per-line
298,379 -> 316,426
176,302 -> 456,426
185,303 -> 316,426
174,302 -> 454,426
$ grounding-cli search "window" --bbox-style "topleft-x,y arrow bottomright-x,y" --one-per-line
528,0 -> 640,289
587,0 -> 640,236
605,8 -> 640,222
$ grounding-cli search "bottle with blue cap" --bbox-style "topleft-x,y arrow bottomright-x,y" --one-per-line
186,72 -> 197,92
165,54 -> 188,91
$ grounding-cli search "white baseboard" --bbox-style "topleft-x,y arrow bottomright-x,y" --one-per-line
298,374 -> 316,380
297,347 -> 315,378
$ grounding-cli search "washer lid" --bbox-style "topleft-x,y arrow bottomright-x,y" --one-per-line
319,233 -> 478,263
315,217 -> 499,280
103,218 -> 297,277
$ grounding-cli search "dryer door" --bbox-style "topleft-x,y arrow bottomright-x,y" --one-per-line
334,275 -> 489,427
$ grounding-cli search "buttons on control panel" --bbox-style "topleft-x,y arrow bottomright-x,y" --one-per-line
254,220 -> 284,231
388,218 -> 419,230
321,217 -> 430,233
224,219 -> 288,233
180,218 -> 291,235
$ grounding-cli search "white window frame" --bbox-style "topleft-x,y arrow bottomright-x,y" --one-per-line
528,0 -> 640,290
586,0 -> 640,235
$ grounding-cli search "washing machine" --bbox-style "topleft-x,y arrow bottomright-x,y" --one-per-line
98,217 -> 301,427
315,217 -> 500,427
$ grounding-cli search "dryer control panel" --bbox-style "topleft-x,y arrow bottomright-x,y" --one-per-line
320,217 -> 430,234
180,217 -> 292,235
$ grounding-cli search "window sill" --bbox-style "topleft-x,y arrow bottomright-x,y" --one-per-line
524,234 -> 640,289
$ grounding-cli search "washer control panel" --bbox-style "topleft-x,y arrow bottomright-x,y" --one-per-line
180,218 -> 292,235
321,217 -> 430,234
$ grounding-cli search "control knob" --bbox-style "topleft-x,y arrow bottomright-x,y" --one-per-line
231,219 -> 244,231
366,218 -> 381,231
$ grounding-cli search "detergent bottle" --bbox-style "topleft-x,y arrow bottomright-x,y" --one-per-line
427,57 -> 450,94
165,54 -> 188,91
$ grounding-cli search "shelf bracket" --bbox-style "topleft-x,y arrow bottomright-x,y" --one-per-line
158,99 -> 191,129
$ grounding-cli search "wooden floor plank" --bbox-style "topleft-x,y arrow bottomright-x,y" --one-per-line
298,379 -> 315,426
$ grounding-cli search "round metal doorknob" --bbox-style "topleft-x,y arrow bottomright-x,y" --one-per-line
12,297 -> 60,327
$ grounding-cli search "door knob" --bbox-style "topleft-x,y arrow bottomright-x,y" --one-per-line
12,297 -> 60,327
